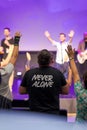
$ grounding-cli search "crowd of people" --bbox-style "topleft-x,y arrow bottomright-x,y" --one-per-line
0,27 -> 87,121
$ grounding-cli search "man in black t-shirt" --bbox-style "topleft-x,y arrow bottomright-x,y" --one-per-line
0,27 -> 14,92
0,27 -> 14,59
19,49 -> 71,114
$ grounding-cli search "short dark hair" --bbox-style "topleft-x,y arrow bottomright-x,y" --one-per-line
59,33 -> 66,37
4,27 -> 10,32
83,71 -> 87,89
37,49 -> 54,66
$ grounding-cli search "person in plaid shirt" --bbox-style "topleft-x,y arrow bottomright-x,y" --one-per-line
66,45 -> 87,121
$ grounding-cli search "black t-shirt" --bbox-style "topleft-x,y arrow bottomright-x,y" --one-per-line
1,38 -> 14,59
85,42 -> 87,50
21,66 -> 67,113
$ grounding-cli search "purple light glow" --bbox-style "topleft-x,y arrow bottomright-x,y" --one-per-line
0,0 -> 87,51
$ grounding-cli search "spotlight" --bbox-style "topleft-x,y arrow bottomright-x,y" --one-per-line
16,72 -> 22,77
17,72 -> 22,76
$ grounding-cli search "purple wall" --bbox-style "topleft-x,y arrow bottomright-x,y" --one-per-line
0,0 -> 87,51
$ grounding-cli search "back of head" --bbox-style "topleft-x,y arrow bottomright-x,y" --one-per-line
37,49 -> 54,66
83,71 -> 87,89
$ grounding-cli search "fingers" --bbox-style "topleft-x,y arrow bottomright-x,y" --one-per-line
44,30 -> 50,37
68,30 -> 75,37
15,32 -> 22,37
25,64 -> 30,71
66,45 -> 75,59
26,52 -> 31,61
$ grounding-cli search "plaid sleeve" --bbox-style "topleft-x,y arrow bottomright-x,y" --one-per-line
74,80 -> 87,103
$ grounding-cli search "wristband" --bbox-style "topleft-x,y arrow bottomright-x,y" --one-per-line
14,36 -> 20,45
69,57 -> 74,60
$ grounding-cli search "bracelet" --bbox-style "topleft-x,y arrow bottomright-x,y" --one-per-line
69,57 -> 74,60
14,36 -> 20,45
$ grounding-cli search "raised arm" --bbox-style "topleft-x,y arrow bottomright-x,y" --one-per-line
25,52 -> 31,71
68,30 -> 75,44
66,45 -> 80,83
10,32 -> 21,65
61,67 -> 72,94
44,30 -> 55,45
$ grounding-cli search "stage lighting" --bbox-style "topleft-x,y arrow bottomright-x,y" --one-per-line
16,71 -> 22,79
17,72 -> 22,76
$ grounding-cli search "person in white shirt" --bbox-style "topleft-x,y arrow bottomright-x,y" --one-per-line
44,30 -> 74,80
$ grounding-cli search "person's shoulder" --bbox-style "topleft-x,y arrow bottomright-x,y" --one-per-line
26,67 -> 39,73
1,38 -> 5,41
49,66 -> 62,73
53,40 -> 60,45
64,41 -> 68,45
6,63 -> 14,69
1,38 -> 5,45
1,63 -> 14,75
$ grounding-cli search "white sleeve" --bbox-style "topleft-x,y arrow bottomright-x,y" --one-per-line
52,40 -> 59,47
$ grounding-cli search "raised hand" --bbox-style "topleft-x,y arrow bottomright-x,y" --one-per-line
15,32 -> 22,37
26,52 -> 31,61
66,45 -> 75,59
44,31 -> 50,37
68,30 -> 75,38
14,32 -> 21,45
25,52 -> 31,71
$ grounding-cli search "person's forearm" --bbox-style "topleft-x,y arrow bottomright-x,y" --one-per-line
10,45 -> 19,65
68,37 -> 73,44
70,58 -> 80,83
47,36 -> 54,44
67,69 -> 72,86
10,33 -> 21,65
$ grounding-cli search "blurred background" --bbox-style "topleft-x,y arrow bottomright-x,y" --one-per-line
0,0 -> 87,51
